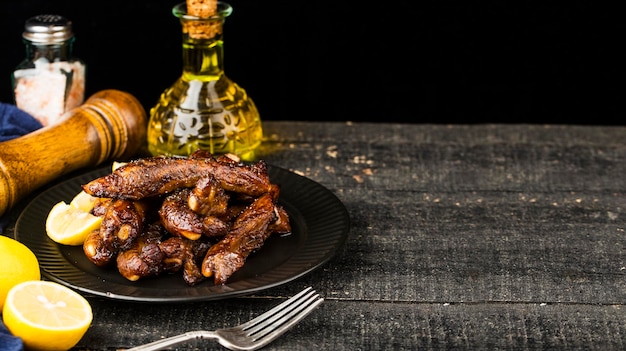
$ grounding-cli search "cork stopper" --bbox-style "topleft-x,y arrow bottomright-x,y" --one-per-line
173,1 -> 231,40
187,0 -> 217,17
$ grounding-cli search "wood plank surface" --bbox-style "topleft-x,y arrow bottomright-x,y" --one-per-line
3,122 -> 626,350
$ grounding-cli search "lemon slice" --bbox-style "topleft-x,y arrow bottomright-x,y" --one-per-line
46,201 -> 102,246
69,190 -> 98,213
2,280 -> 93,351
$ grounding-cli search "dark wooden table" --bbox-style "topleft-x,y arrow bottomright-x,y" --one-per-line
3,121 -> 626,350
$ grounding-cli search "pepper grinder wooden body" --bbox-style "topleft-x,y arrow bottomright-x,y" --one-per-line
0,89 -> 147,217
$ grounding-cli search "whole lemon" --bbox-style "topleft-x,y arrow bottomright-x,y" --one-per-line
0,235 -> 41,309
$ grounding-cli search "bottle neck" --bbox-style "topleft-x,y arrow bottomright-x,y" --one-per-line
181,37 -> 225,81
24,39 -> 74,62
179,13 -> 227,82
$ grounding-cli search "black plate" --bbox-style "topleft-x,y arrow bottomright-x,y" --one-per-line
14,165 -> 349,303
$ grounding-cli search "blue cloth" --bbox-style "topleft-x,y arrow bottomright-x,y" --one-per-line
0,320 -> 23,351
0,103 -> 42,142
0,103 -> 42,231
0,103 -> 39,351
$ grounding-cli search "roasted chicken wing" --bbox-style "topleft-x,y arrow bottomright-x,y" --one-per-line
82,155 -> 271,199
201,192 -> 277,284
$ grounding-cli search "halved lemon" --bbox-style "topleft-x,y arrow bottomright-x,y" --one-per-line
2,280 -> 93,351
45,201 -> 102,246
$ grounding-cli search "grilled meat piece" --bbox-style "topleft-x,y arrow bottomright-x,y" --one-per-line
82,155 -> 272,200
159,236 -> 213,286
157,237 -> 184,273
270,205 -> 292,235
84,199 -> 152,267
182,255 -> 207,286
91,197 -> 112,217
189,149 -> 213,159
190,150 -> 239,164
188,176 -> 229,216
100,198 -> 151,251
159,188 -> 229,240
201,192 -> 277,284
83,229 -> 116,267
182,239 -> 212,286
116,224 -> 167,281
116,225 -> 212,285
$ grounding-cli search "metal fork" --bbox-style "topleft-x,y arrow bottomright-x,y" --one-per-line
125,287 -> 323,351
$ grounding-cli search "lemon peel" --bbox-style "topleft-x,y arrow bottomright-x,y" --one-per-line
0,236 -> 40,310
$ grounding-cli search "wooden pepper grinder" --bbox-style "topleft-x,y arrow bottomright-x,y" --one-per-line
0,89 -> 147,217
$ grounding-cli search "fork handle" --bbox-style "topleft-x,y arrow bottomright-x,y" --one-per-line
125,330 -> 218,351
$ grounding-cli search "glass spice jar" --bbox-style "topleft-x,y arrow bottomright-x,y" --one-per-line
147,2 -> 262,161
12,14 -> 86,127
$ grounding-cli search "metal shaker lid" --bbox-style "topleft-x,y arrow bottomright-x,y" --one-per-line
22,14 -> 74,43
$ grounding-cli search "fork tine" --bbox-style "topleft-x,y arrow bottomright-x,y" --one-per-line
247,293 -> 323,349
238,286 -> 316,329
236,288 -> 322,348
244,289 -> 319,335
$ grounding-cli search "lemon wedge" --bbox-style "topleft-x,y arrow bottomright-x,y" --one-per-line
2,280 -> 93,351
69,190 -> 99,213
46,201 -> 102,246
112,161 -> 127,171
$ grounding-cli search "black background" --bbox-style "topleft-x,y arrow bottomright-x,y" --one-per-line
0,1 -> 622,125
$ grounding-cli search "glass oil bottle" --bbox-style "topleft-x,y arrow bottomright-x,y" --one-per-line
147,2 -> 262,161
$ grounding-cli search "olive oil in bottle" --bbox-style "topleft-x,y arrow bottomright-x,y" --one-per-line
147,2 -> 262,161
